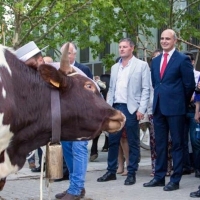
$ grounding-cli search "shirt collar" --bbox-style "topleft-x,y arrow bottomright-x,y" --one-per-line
119,56 -> 134,68
163,48 -> 175,57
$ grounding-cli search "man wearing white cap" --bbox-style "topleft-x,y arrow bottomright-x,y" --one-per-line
15,41 -> 47,172
15,41 -> 47,70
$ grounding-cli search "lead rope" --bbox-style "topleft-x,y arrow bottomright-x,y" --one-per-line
40,151 -> 45,200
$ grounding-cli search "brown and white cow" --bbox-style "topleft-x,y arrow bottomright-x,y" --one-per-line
0,44 -> 125,190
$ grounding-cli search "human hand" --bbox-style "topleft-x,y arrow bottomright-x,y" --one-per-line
136,111 -> 144,121
194,112 -> 200,123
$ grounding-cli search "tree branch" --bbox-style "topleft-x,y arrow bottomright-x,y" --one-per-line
178,37 -> 200,50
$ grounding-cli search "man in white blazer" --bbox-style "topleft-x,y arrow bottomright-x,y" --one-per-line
97,38 -> 150,185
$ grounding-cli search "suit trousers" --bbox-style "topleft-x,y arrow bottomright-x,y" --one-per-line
153,103 -> 185,184
107,103 -> 139,176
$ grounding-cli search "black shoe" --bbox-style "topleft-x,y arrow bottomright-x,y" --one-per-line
101,148 -> 108,152
97,172 -> 116,182
195,169 -> 200,178
31,165 -> 45,172
143,178 -> 165,187
182,168 -> 191,175
190,189 -> 200,198
31,166 -> 41,172
54,175 -> 69,182
124,175 -> 136,185
163,182 -> 179,191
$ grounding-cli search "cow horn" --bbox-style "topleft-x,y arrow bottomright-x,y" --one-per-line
60,42 -> 72,74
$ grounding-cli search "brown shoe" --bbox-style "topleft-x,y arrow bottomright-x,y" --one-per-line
29,162 -> 36,169
60,193 -> 81,200
55,188 -> 85,199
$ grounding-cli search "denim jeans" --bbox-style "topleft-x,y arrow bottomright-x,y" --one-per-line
186,112 -> 200,170
61,141 -> 88,196
183,113 -> 193,170
107,103 -> 139,176
28,148 -> 43,166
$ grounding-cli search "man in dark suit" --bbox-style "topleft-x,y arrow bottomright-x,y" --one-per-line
143,29 -> 195,191
60,42 -> 93,79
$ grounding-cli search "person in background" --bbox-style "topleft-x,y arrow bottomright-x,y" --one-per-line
116,127 -> 129,176
29,148 -> 43,172
190,79 -> 200,198
97,38 -> 150,186
182,52 -> 200,177
143,29 -> 195,191
148,49 -> 172,177
90,76 -> 107,162
55,42 -> 93,200
43,56 -> 53,63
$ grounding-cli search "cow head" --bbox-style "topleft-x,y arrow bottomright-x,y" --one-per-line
0,43 -> 125,189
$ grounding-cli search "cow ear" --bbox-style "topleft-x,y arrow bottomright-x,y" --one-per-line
39,64 -> 62,88
49,79 -> 60,88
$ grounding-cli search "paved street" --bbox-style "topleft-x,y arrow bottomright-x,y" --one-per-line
0,135 -> 199,200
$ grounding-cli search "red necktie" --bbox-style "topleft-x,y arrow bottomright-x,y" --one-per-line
160,53 -> 168,78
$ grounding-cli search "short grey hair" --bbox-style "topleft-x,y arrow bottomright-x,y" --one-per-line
60,41 -> 77,54
119,38 -> 135,47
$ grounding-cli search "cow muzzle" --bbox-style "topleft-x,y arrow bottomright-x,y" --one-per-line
106,111 -> 126,133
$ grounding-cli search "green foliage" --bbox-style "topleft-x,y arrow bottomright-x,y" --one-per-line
101,53 -> 116,71
0,0 -> 200,67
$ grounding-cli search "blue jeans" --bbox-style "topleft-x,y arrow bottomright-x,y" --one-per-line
183,113 -> 193,170
28,148 -> 43,166
107,103 -> 139,176
61,141 -> 88,196
186,112 -> 200,170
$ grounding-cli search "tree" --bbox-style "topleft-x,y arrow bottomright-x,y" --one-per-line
1,0 -> 200,66
0,0 -> 95,50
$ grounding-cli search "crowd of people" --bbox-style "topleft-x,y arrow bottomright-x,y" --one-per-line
15,28 -> 200,199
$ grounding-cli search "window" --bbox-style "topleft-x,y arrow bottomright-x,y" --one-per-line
80,47 -> 89,63
99,38 -> 110,60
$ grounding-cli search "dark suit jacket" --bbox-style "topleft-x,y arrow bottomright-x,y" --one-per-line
74,61 -> 93,79
151,50 -> 195,116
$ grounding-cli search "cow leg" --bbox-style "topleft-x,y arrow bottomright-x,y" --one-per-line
0,178 -> 6,191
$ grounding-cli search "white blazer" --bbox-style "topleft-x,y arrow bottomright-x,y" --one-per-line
107,56 -> 150,114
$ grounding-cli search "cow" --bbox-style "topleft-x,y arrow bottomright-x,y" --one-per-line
0,43 -> 125,191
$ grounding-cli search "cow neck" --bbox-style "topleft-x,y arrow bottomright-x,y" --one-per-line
51,89 -> 61,144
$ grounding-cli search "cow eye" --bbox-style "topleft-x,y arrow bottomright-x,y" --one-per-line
86,84 -> 92,89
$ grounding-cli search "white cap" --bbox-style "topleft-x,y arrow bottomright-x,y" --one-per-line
15,41 -> 47,62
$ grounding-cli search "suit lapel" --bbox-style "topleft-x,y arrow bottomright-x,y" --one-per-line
128,56 -> 137,80
112,63 -> 120,90
154,55 -> 162,81
161,50 -> 178,79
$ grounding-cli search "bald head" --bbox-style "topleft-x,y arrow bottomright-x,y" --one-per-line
162,29 -> 177,40
43,56 -> 53,63
160,29 -> 177,52
60,42 -> 77,64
